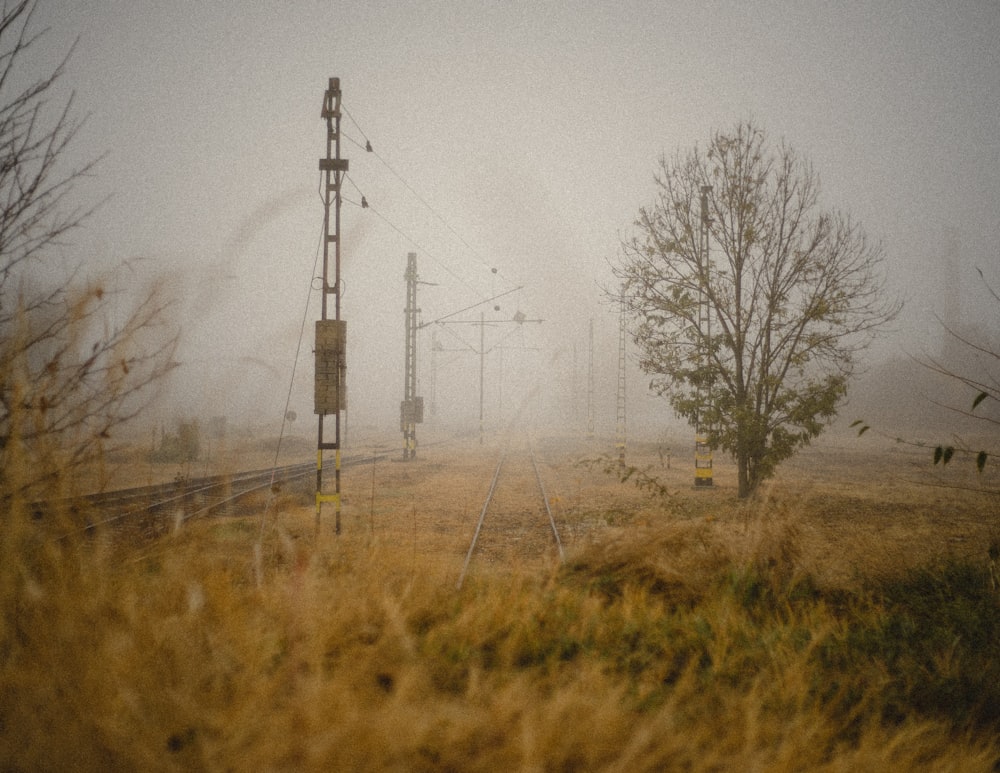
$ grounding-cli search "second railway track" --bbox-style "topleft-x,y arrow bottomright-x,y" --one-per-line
54,454 -> 384,541
458,436 -> 565,588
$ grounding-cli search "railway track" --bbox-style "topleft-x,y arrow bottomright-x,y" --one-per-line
51,455 -> 382,541
42,428 -> 469,543
45,461 -> 313,541
457,436 -> 565,589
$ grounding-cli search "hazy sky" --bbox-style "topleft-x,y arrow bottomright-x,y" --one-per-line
31,1 -> 1000,436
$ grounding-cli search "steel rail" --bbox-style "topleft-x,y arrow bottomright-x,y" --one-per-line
81,462 -> 315,527
456,440 -> 565,590
529,443 -> 565,562
178,466 -> 315,524
456,452 -> 506,589
50,457 -> 380,540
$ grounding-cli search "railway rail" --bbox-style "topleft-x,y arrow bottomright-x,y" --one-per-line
457,437 -> 565,589
50,455 -> 381,541
41,428 -> 469,543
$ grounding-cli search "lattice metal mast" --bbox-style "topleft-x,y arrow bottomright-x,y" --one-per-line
694,184 -> 714,488
430,330 -> 439,417
587,318 -> 595,438
314,77 -> 349,533
401,252 -> 424,459
615,289 -> 627,467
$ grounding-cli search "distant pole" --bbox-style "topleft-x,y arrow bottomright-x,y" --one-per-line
498,344 -> 504,422
616,290 -> 627,467
430,330 -> 439,417
587,318 -> 595,439
694,184 -> 714,488
433,307 -> 540,442
402,252 -> 420,460
479,311 -> 485,445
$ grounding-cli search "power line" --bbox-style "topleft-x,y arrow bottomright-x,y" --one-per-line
258,216 -> 325,543
420,285 -> 524,328
341,188 -> 486,300
340,130 -> 369,154
338,97 -> 548,327
341,100 -> 511,282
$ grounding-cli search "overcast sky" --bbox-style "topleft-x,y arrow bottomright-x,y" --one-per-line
31,1 -> 1000,438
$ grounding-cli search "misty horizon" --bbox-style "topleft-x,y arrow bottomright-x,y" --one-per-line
24,1 -> 999,448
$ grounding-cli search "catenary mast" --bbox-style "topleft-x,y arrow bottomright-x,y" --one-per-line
314,78 -> 349,533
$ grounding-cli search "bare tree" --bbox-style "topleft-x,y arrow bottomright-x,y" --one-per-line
849,268 -> 997,498
925,272 -> 999,469
888,267 -> 997,486
0,2 -> 101,295
616,120 -> 899,497
0,1 -> 176,503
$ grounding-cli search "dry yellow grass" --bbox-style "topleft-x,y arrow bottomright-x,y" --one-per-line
330,432 -> 997,590
2,430 -> 997,770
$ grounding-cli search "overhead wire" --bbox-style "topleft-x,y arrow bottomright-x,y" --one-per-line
433,319 -> 481,353
420,285 -> 524,328
340,130 -> 370,154
332,99 -> 545,389
257,187 -> 326,544
337,123 -> 534,334
341,175 -> 488,300
340,152 -> 536,332
338,99 -> 549,330
487,320 -> 539,355
341,100 -> 511,282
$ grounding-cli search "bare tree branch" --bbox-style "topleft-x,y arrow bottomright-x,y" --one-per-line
0,1 -> 178,505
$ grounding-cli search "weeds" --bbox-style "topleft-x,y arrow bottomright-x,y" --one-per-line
2,451 -> 998,770
576,451 -> 688,512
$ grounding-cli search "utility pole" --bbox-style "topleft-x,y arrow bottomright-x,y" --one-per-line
430,330 -> 439,417
694,184 -> 714,488
572,342 -> 578,424
587,318 -> 595,439
615,290 -> 627,468
435,307 -> 541,443
314,77 -> 349,533
401,252 -> 424,459
479,312 -> 486,443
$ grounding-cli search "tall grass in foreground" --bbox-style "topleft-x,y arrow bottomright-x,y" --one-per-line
2,477 -> 998,770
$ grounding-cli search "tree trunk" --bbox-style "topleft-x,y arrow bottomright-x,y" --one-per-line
737,453 -> 750,498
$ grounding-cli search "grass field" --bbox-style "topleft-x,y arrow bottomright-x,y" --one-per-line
2,429 -> 998,770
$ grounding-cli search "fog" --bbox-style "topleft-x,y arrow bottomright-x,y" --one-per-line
31,2 -> 1000,448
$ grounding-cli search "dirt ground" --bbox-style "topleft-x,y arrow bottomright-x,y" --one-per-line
241,427 -> 1000,590
92,421 -> 998,591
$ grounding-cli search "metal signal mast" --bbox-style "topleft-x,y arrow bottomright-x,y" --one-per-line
615,290 -> 627,467
314,77 -> 349,533
694,184 -> 714,488
401,252 -> 424,459
587,318 -> 595,438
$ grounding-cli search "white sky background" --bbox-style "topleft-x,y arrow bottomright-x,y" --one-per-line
30,1 -> 1000,440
